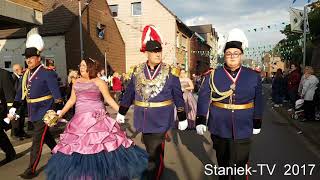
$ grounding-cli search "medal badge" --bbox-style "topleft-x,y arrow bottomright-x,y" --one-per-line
230,83 -> 236,91
134,63 -> 169,101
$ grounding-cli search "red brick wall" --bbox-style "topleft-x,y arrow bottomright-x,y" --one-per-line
65,0 -> 125,74
190,35 -> 211,75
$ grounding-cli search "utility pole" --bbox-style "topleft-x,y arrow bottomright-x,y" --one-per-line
78,0 -> 84,60
302,4 -> 307,67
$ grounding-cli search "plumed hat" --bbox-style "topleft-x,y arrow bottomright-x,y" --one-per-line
223,28 -> 248,53
140,25 -> 163,52
22,33 -> 44,57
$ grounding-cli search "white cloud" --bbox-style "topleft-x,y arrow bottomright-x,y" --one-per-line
185,16 -> 210,26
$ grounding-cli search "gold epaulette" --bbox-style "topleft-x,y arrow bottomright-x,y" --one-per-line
127,65 -> 136,77
202,68 -> 214,76
170,66 -> 181,77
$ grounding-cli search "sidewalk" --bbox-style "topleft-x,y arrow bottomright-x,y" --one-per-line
263,84 -> 320,149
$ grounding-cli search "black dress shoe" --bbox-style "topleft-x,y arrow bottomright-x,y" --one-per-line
19,170 -> 37,179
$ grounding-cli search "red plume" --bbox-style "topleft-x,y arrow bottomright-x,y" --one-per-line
140,25 -> 163,52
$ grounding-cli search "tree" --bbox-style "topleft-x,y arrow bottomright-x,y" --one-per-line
310,1 -> 320,70
275,2 -> 320,66
309,1 -> 320,37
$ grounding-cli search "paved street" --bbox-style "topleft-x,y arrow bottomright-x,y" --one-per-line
0,87 -> 320,180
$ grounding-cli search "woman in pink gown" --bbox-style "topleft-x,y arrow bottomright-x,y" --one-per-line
179,70 -> 197,129
45,59 -> 148,180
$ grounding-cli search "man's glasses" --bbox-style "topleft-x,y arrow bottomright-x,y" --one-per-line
224,52 -> 242,58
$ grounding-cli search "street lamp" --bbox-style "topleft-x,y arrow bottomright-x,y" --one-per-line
302,1 -> 315,67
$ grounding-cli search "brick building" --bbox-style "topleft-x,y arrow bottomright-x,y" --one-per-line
0,0 -> 125,81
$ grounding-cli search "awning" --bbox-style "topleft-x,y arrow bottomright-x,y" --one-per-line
0,0 -> 43,30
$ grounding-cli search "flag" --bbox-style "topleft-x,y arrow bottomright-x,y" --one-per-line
292,0 -> 297,4
289,7 -> 304,33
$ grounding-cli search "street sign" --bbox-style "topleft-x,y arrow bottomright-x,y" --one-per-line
289,7 -> 309,33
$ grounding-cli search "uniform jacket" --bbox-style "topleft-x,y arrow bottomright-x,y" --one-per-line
197,66 -> 263,139
15,65 -> 62,122
0,68 -> 15,130
120,62 -> 185,133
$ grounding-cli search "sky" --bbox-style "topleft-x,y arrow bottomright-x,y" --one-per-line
161,0 -> 309,58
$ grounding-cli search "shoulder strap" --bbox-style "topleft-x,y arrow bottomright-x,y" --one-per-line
21,69 -> 30,100
209,69 -> 233,102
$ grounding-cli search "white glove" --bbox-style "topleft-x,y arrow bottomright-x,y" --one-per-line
178,119 -> 188,130
253,129 -> 261,134
8,108 -> 20,120
57,110 -> 62,116
9,108 -> 16,115
196,124 -> 207,135
116,113 -> 125,123
3,118 -> 10,124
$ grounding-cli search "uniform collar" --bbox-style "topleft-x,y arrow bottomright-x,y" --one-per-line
146,61 -> 160,71
30,64 -> 42,73
224,63 -> 241,78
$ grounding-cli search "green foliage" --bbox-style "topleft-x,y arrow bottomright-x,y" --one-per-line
309,4 -> 320,37
275,6 -> 320,65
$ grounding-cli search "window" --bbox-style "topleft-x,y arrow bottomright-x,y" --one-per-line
5,61 -> 11,68
3,56 -> 12,70
181,35 -> 187,50
96,22 -> 106,39
109,5 -> 118,17
44,56 -> 55,70
131,2 -> 141,16
176,33 -> 180,48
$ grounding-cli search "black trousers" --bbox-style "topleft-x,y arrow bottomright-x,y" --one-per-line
142,132 -> 166,180
0,110 -> 16,160
211,135 -> 251,180
303,100 -> 315,121
26,121 -> 56,173
288,89 -> 298,109
0,129 -> 16,159
11,105 -> 26,137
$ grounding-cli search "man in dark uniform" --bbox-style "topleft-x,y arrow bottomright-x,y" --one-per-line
8,34 -> 63,179
116,25 -> 188,180
196,28 -> 263,180
11,64 -> 31,140
0,68 -> 16,165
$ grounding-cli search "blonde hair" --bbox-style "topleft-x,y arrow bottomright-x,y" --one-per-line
179,69 -> 188,78
68,70 -> 79,84
113,72 -> 119,77
304,66 -> 314,75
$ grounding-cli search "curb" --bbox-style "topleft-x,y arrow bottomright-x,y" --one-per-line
263,85 -> 320,150
274,107 -> 320,149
